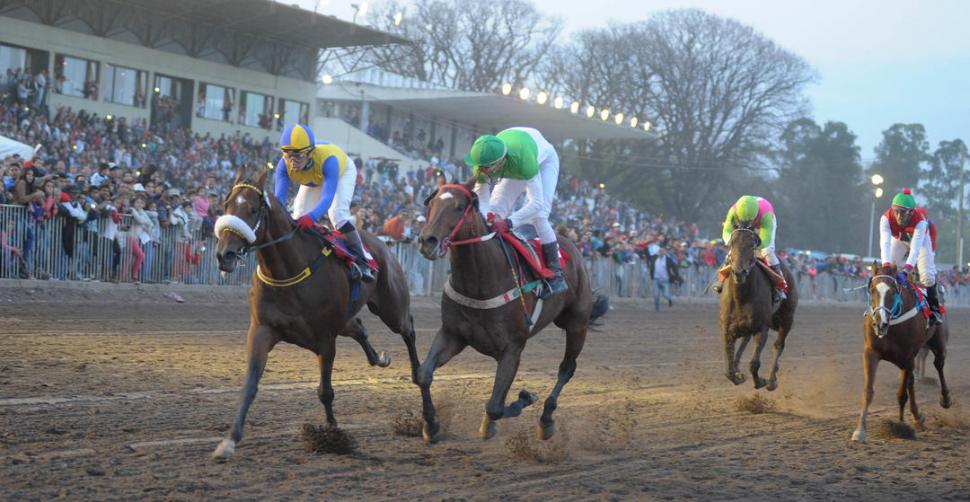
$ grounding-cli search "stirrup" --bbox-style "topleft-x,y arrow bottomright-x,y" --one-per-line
712,283 -> 723,294
929,311 -> 943,326
773,290 -> 787,302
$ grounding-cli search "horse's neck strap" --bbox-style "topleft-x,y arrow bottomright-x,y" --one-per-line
255,246 -> 332,287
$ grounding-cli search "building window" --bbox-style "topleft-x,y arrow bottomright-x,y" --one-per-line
0,44 -> 27,74
239,90 -> 273,128
104,64 -> 147,107
54,54 -> 99,100
197,82 -> 234,122
277,98 -> 309,130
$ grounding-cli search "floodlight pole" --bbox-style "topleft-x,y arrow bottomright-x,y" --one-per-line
958,148 -> 966,266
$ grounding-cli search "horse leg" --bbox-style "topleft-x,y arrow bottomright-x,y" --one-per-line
733,335 -> 750,369
852,349 -> 879,443
896,367 -> 908,422
316,335 -> 339,427
538,323 -> 587,441
416,328 -> 466,444
480,346 -> 537,441
341,317 -> 390,368
400,314 -> 422,385
212,325 -> 276,460
905,365 -> 925,427
765,326 -> 789,391
927,333 -> 952,408
749,330 -> 769,389
723,332 -> 747,385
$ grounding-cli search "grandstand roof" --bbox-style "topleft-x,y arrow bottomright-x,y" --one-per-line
110,0 -> 410,49
319,82 -> 654,142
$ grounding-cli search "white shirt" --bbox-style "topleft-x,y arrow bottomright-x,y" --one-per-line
654,255 -> 670,281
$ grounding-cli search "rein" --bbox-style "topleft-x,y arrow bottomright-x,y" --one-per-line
866,274 -> 923,331
428,184 -> 495,255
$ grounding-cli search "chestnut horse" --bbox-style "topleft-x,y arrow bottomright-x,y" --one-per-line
851,263 -> 951,443
720,226 -> 797,390
210,167 -> 420,459
416,181 -> 592,443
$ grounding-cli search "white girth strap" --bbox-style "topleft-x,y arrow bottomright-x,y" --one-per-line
888,306 -> 920,326
442,281 -> 545,328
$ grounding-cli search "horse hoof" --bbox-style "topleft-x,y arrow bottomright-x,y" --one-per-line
376,352 -> 391,368
479,416 -> 496,440
915,413 -> 926,427
766,380 -> 778,392
754,378 -> 768,389
851,430 -> 866,443
538,421 -> 556,441
212,439 -> 236,460
422,421 -> 441,445
519,390 -> 539,406
941,395 -> 952,409
727,372 -> 747,386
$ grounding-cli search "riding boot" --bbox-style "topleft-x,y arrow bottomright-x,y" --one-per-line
926,284 -> 943,326
340,226 -> 376,283
712,264 -> 730,294
770,264 -> 788,302
541,242 -> 568,298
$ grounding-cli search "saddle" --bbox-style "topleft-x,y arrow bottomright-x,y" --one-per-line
310,225 -> 379,272
499,233 -> 569,280
718,258 -> 787,292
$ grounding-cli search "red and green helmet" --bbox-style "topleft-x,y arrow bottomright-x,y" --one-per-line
891,188 -> 916,210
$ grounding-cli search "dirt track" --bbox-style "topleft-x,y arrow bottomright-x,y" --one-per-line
1,283 -> 968,501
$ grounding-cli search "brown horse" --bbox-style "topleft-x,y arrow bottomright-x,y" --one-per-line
851,263 -> 951,443
416,181 -> 592,443
210,167 -> 420,459
720,227 -> 797,390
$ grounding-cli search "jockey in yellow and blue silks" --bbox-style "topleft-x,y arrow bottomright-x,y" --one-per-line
274,123 -> 374,282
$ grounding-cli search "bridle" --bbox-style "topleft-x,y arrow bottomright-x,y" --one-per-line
422,183 -> 493,257
729,227 -> 760,274
866,274 -> 903,326
218,182 -> 297,257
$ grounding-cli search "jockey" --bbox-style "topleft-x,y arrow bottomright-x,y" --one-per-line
713,195 -> 788,302
465,127 -> 567,297
274,123 -> 374,283
879,188 -> 942,325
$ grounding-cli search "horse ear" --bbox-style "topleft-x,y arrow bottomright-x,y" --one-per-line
462,177 -> 479,210
233,166 -> 246,185
255,165 -> 270,189
870,260 -> 878,275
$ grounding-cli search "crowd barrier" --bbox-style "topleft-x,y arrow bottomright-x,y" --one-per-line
2,204 -> 967,307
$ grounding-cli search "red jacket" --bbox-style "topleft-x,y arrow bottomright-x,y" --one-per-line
883,207 -> 937,251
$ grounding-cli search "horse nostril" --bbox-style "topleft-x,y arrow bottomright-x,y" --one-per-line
423,236 -> 438,248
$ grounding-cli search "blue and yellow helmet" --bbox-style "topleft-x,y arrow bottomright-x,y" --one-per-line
280,123 -> 315,151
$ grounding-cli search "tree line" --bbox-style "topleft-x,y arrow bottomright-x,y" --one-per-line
356,0 -> 965,261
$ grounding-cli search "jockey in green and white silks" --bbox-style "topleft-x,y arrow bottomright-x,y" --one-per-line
465,127 -> 567,297
713,195 -> 788,302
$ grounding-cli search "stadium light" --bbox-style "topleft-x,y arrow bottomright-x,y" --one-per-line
630,117 -> 638,128
154,87 -> 160,93
871,174 -> 884,186
875,187 -> 884,198
585,105 -> 595,118
599,109 -> 610,121
599,183 -> 605,189
141,143 -> 147,148
321,74 -> 334,85
106,114 -> 113,120
570,101 -> 580,114
643,121 -> 652,131
501,83 -> 512,96
393,12 -> 403,26
536,91 -> 548,105
273,113 -> 280,119
518,87 -> 530,100
614,112 -> 624,125
553,96 -> 564,109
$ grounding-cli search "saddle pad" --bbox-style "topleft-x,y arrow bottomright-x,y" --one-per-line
499,234 -> 570,280
315,226 -> 380,270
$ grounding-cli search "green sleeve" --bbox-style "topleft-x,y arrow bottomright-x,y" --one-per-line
722,206 -> 736,244
758,212 -> 774,249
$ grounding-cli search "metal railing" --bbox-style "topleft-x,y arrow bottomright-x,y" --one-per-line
3,203 -> 968,307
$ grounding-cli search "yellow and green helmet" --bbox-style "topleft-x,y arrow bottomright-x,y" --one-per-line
735,195 -> 760,221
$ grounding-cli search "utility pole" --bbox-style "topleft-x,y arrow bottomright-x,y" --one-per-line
959,147 -> 966,267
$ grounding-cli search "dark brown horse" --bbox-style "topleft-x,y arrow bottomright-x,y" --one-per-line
720,227 -> 797,390
210,167 -> 420,459
416,181 -> 592,443
851,263 -> 951,443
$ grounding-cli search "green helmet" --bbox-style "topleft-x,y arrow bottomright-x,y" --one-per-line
464,135 -> 507,167
891,188 -> 916,209
735,195 -> 760,221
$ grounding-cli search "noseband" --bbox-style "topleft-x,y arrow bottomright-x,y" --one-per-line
215,183 -> 297,257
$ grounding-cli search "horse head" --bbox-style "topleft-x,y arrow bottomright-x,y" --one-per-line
215,166 -> 272,273
728,225 -> 760,285
868,262 -> 900,338
417,179 -> 483,260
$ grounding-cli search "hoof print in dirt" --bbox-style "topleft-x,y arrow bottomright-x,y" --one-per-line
873,419 -> 916,440
301,423 -> 358,455
735,394 -> 776,414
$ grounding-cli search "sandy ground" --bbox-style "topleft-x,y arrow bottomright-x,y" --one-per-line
0,283 -> 968,501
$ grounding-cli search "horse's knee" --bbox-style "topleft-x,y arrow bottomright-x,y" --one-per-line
415,364 -> 434,388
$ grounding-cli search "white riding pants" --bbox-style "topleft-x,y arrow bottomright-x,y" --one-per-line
291,162 -> 357,228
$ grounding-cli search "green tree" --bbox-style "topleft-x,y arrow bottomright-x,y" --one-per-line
870,123 -> 930,193
774,119 -> 867,254
922,139 -> 967,263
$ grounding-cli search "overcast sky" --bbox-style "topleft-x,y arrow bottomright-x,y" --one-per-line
304,0 -> 970,158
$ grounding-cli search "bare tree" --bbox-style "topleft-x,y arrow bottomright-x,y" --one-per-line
543,10 -> 816,223
352,0 -> 561,93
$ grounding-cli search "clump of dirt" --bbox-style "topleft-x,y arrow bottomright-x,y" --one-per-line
392,409 -> 424,437
505,422 -> 570,464
301,423 -> 358,454
736,394 -> 776,414
577,399 -> 638,452
928,410 -> 970,430
872,419 -> 916,440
